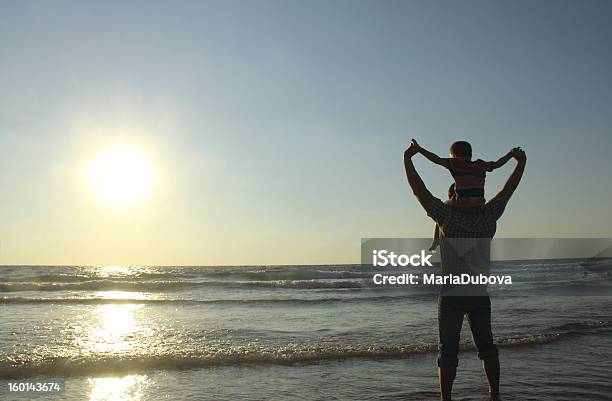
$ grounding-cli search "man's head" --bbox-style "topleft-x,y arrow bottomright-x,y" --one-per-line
450,141 -> 472,160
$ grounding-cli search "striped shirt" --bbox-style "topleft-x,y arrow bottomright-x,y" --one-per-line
444,158 -> 494,207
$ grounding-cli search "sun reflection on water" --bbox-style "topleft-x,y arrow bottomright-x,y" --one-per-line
88,375 -> 149,401
73,266 -> 157,400
74,303 -> 152,354
97,265 -> 133,277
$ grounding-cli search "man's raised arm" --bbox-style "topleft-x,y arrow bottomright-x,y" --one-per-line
404,143 -> 434,211
489,148 -> 527,204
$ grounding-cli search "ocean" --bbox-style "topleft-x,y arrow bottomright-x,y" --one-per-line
1,260 -> 611,400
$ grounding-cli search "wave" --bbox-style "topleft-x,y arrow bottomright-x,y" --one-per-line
0,270 -> 376,283
496,334 -> 560,346
0,280 -> 203,292
3,262 -> 611,295
4,278 -> 612,294
545,320 -> 612,333
0,272 -> 195,283
0,266 -> 378,282
0,333 -> 567,380
0,279 -> 369,292
490,280 -> 612,296
239,279 -> 365,289
202,270 -> 373,281
0,294 -> 427,306
2,316 -> 610,380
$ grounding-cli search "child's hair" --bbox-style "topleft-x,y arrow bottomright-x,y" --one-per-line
450,141 -> 472,159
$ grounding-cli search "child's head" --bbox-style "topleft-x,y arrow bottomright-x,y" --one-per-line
450,141 -> 472,160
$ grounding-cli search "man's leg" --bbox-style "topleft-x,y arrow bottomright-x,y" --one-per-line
438,296 -> 465,401
482,355 -> 500,401
438,365 -> 457,401
467,296 -> 500,401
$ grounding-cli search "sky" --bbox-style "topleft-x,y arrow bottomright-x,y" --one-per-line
0,0 -> 611,266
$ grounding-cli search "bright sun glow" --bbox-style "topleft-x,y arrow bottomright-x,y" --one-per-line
86,146 -> 153,204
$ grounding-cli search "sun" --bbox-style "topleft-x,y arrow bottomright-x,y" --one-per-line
86,146 -> 154,204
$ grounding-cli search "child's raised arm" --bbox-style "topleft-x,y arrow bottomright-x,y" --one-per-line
411,139 -> 450,168
490,147 -> 520,170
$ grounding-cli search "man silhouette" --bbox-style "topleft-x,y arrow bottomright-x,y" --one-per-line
403,142 -> 526,401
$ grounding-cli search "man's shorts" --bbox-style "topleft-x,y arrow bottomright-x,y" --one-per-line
437,295 -> 499,367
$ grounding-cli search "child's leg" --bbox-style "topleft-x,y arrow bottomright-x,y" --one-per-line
429,224 -> 440,251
